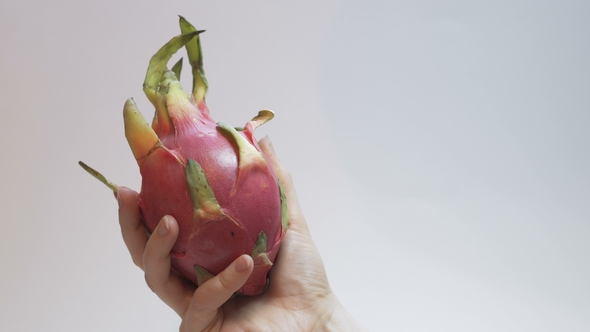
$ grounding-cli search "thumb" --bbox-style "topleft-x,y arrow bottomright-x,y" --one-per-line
181,255 -> 254,330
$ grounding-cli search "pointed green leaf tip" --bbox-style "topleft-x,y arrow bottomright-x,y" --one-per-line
251,231 -> 272,266
178,16 -> 208,103
171,58 -> 183,80
278,180 -> 290,233
143,30 -> 204,107
247,110 -> 274,132
194,265 -> 215,286
123,98 -> 161,164
78,161 -> 119,193
217,122 -> 268,169
186,159 -> 225,220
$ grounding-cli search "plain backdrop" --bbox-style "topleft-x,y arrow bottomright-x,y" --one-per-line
1,0 -> 589,331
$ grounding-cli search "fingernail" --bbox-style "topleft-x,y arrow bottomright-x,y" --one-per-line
234,255 -> 250,272
157,216 -> 169,236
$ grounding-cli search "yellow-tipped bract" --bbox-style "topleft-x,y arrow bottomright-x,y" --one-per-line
123,98 -> 159,163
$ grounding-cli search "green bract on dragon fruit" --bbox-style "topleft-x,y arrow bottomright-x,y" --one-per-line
79,17 -> 289,296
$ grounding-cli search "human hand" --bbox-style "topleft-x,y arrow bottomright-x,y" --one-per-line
117,137 -> 366,331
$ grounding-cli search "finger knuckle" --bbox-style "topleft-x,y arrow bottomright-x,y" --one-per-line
144,273 -> 158,293
132,255 -> 143,268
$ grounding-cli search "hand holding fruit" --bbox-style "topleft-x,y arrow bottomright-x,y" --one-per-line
118,137 -> 367,331
80,16 -> 367,331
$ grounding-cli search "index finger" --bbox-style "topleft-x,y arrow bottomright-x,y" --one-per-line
258,136 -> 306,228
117,186 -> 149,270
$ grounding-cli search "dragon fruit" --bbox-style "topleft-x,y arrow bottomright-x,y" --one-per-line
79,16 -> 289,296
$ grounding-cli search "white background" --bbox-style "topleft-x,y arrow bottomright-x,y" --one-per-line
1,0 -> 589,331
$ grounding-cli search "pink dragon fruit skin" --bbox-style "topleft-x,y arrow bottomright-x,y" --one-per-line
80,17 -> 289,296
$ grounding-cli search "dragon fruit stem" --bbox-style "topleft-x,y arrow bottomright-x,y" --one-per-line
143,30 -> 203,135
143,30 -> 203,100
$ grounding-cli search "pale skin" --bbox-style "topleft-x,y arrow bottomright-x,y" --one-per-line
117,137 -> 367,332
